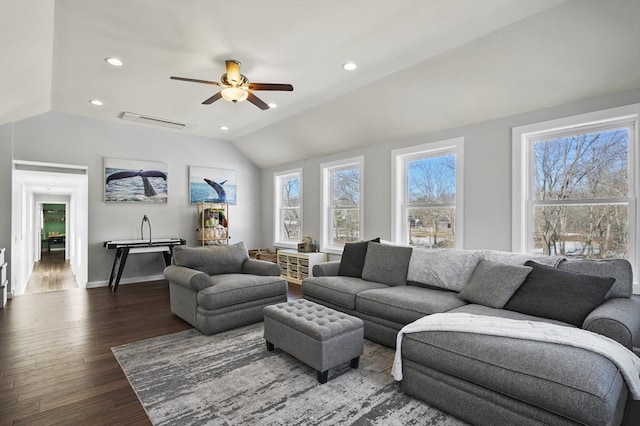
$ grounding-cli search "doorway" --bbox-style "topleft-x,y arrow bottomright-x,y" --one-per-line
11,161 -> 88,296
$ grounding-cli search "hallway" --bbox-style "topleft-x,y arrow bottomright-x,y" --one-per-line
24,251 -> 77,294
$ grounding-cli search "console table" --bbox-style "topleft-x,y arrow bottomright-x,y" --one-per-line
103,238 -> 186,292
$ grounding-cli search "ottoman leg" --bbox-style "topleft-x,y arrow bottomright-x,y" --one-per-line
317,370 -> 328,384
350,357 -> 360,369
266,341 -> 275,351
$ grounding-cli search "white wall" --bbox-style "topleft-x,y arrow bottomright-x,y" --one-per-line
260,89 -> 640,258
0,123 -> 13,292
10,111 -> 261,285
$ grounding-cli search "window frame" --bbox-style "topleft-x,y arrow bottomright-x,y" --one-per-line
273,168 -> 302,249
391,137 -> 464,247
321,156 -> 364,254
512,104 -> 639,284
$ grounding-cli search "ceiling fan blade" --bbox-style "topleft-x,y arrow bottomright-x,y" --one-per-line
202,92 -> 223,104
225,60 -> 243,85
246,92 -> 270,110
248,83 -> 294,91
170,76 -> 221,86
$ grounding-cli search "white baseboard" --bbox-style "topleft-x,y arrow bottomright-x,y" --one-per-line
86,274 -> 165,288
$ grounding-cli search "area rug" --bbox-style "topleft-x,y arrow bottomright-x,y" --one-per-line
112,322 -> 466,425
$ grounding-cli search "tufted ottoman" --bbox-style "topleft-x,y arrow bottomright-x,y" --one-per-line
263,299 -> 364,383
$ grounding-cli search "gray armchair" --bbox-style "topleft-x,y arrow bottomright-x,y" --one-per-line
164,242 -> 287,335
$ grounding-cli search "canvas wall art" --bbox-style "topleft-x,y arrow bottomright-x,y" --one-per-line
104,158 -> 168,203
189,166 -> 237,205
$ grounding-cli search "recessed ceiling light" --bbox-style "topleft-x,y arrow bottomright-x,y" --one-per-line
268,102 -> 278,109
219,126 -> 229,131
89,99 -> 103,106
105,57 -> 124,67
342,62 -> 357,71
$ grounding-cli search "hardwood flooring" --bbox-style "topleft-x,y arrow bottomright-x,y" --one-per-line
24,251 -> 77,295
1,280 -> 303,425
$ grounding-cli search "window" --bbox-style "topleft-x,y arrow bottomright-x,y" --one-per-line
513,104 -> 638,281
274,169 -> 302,247
392,138 -> 464,248
321,157 -> 363,253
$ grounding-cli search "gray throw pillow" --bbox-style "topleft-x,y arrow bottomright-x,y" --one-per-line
338,237 -> 381,278
173,242 -> 249,275
458,260 -> 532,308
361,242 -> 412,286
503,261 -> 615,327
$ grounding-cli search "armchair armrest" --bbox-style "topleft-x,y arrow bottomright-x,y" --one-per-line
242,258 -> 281,276
312,261 -> 341,277
582,295 -> 640,350
163,265 -> 211,291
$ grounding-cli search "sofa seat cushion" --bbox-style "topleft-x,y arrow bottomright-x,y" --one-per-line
301,276 -> 388,310
448,304 -> 575,327
357,287 -> 467,325
197,274 -> 286,310
401,330 -> 627,425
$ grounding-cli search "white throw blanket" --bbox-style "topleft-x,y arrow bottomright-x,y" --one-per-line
392,313 -> 640,400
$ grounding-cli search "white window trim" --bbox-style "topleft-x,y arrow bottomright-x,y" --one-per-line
512,104 -> 639,285
391,137 -> 464,247
273,168 -> 302,249
321,156 -> 364,254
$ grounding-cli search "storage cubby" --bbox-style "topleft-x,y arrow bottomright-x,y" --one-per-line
277,249 -> 327,285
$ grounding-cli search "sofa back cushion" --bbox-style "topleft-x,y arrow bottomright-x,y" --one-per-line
503,261 -> 615,326
361,242 -> 412,286
408,249 -> 483,292
338,237 -> 380,278
173,242 -> 249,275
557,259 -> 632,298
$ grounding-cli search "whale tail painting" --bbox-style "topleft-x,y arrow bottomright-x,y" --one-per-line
204,178 -> 227,202
105,169 -> 168,201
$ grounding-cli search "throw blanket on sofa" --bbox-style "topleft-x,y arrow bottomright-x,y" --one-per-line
392,313 -> 640,399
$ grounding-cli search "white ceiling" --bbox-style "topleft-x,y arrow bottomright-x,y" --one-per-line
1,0 -> 639,169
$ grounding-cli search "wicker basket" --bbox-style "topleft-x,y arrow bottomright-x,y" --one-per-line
249,249 -> 278,263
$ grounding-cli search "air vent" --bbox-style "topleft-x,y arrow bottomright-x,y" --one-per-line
120,112 -> 195,130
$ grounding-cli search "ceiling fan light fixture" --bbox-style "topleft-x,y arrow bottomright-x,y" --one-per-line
221,87 -> 248,103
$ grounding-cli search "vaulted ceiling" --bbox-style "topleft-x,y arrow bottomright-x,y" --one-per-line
1,0 -> 639,168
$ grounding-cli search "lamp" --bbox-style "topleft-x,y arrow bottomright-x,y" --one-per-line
221,87 -> 248,103
141,214 -> 152,245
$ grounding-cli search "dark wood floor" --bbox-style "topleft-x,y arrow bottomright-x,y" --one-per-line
1,280 -> 303,425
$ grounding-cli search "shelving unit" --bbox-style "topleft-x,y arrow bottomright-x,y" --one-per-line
277,249 -> 327,285
196,202 -> 229,246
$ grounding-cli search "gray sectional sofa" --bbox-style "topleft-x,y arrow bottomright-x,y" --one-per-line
301,241 -> 640,426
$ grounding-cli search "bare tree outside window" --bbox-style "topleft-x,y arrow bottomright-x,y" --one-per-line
406,154 -> 456,248
331,167 -> 360,244
532,128 -> 629,258
280,175 -> 301,242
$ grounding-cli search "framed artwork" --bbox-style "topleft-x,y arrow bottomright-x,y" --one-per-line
189,166 -> 237,205
104,158 -> 168,203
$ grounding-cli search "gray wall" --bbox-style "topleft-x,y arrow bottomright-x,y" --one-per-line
9,111 -> 261,284
260,89 -> 640,256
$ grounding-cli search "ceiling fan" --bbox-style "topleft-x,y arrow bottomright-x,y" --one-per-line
170,60 -> 293,110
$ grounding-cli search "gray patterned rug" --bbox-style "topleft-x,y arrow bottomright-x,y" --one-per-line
112,322 -> 466,425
